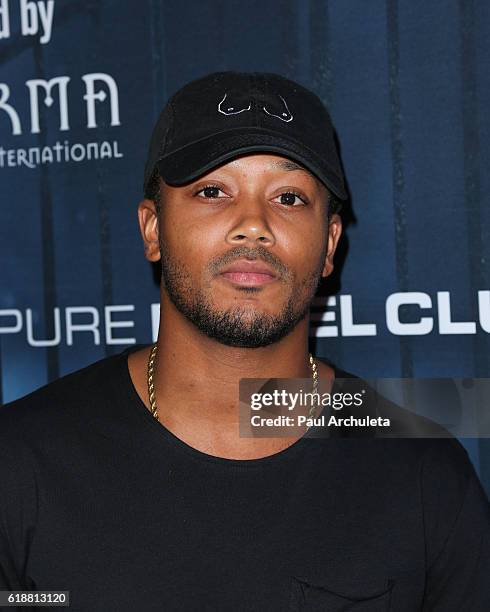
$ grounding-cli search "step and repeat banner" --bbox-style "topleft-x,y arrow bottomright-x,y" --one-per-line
0,1 -> 489,491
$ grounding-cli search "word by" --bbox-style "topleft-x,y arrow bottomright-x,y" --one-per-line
0,0 -> 55,44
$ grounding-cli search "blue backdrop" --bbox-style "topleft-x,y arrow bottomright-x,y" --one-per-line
1,0 -> 489,494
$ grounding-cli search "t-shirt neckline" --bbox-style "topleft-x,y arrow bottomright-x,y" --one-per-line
116,345 -> 343,468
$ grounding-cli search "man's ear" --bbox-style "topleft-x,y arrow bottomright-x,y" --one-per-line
137,199 -> 161,262
321,213 -> 342,278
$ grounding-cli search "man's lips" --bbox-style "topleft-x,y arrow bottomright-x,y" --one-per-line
219,260 -> 278,286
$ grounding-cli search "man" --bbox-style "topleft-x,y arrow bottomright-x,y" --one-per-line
0,72 -> 489,611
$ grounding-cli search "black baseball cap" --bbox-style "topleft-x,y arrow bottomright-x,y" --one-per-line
144,71 -> 347,200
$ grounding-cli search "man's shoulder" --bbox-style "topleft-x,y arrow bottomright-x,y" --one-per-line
0,351 -> 127,436
328,363 -> 457,440
324,361 -> 483,492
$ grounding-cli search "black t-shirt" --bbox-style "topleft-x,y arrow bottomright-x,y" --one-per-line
0,348 -> 489,611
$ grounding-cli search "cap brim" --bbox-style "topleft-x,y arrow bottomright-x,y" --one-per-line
156,129 -> 348,200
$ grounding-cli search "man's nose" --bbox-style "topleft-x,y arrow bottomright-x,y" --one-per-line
225,196 -> 275,247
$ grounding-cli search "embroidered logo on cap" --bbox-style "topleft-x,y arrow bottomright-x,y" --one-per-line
218,93 -> 293,122
262,95 -> 293,122
217,93 -> 252,115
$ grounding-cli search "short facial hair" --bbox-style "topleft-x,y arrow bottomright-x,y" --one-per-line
159,241 -> 324,348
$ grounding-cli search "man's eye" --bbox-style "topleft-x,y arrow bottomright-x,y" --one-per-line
196,185 -> 226,198
274,191 -> 307,206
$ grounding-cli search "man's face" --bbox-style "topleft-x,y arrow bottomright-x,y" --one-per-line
140,153 -> 342,348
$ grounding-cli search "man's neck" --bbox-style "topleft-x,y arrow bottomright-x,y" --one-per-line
127,310 -> 334,460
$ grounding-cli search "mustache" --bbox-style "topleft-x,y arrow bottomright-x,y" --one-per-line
208,246 -> 291,279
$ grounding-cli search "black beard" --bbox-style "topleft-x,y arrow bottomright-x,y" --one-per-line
159,243 -> 322,348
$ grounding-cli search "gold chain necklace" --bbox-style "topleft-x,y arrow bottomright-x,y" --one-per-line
146,343 -> 319,423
